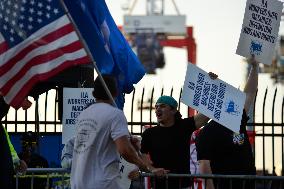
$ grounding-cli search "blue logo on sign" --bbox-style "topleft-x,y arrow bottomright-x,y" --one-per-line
225,100 -> 240,116
250,40 -> 262,55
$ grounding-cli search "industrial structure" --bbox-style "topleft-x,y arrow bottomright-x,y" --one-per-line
121,0 -> 196,74
259,8 -> 284,84
121,0 -> 197,115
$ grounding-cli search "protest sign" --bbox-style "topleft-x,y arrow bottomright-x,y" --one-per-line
62,88 -> 95,144
236,0 -> 283,65
181,63 -> 246,133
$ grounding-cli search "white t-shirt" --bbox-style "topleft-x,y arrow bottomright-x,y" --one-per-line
71,103 -> 129,189
190,128 -> 204,189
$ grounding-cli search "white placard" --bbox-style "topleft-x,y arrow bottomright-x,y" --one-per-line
236,0 -> 283,65
181,63 -> 246,133
118,156 -> 138,189
62,88 -> 95,144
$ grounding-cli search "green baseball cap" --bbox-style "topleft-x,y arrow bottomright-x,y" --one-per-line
156,95 -> 178,108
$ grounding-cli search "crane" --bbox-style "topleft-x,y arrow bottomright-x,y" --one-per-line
122,0 -> 197,115
259,9 -> 284,84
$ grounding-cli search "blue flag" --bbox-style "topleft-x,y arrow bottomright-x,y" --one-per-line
63,0 -> 146,109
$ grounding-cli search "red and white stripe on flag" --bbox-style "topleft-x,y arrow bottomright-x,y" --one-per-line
0,33 -> 8,56
0,15 -> 90,109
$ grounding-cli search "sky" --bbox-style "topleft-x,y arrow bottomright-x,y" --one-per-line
105,0 -> 284,174
106,0 -> 248,87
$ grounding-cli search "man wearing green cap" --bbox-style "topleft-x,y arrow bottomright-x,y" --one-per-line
140,73 -> 217,189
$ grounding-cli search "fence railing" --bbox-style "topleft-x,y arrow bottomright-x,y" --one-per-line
2,87 -> 284,175
14,168 -> 284,189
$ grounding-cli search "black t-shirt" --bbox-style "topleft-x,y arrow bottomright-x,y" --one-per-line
196,110 -> 256,189
140,117 -> 196,188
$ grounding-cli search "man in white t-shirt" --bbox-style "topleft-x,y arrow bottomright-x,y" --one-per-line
71,75 -> 168,189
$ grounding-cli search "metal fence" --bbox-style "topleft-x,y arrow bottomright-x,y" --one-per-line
15,168 -> 69,189
14,168 -> 284,189
2,87 -> 284,176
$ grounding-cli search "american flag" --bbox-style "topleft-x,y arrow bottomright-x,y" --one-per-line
0,0 -> 90,108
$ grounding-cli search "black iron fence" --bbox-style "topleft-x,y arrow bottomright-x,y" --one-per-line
2,87 -> 284,176
14,168 -> 284,189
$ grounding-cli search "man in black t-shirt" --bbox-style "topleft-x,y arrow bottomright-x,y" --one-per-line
0,96 -> 14,189
17,131 -> 50,189
140,71 -> 217,189
196,111 -> 256,189
1,95 -> 30,189
141,111 -> 197,189
196,56 -> 259,189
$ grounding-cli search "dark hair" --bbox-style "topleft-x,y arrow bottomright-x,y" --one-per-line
174,111 -> 182,122
92,75 -> 118,100
21,131 -> 37,143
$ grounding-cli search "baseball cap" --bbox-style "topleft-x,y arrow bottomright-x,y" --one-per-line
21,131 -> 37,143
156,95 -> 178,108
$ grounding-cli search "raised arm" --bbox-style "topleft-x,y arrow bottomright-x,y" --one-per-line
243,56 -> 259,113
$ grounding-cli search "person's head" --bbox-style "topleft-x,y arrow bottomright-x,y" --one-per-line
92,75 -> 118,101
21,131 -> 38,154
155,96 -> 178,126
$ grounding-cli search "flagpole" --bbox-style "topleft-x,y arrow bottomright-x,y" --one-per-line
59,0 -> 117,107
59,1 -> 141,145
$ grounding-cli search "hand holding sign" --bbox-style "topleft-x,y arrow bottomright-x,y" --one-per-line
248,54 -> 260,68
208,72 -> 218,80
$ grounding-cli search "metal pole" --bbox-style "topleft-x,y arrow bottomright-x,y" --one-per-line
59,0 -> 117,107
171,0 -> 181,15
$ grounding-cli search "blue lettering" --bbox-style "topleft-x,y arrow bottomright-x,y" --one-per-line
193,85 -> 202,106
208,93 -> 216,111
216,98 -> 223,110
201,82 -> 210,106
188,81 -> 195,90
214,109 -> 221,120
218,83 -> 226,99
211,84 -> 218,94
197,73 -> 205,85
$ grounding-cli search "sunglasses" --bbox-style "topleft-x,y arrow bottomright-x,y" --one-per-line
22,141 -> 37,145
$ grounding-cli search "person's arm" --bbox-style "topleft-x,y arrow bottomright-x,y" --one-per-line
3,127 -> 27,173
243,55 -> 259,113
139,153 -> 155,170
115,135 -> 169,176
4,127 -> 20,165
199,160 -> 215,189
193,113 -> 210,129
